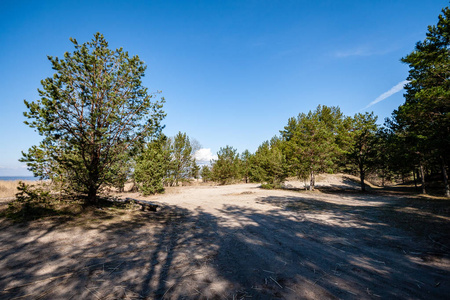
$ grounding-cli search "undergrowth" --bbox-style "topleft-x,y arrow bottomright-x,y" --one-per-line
0,181 -> 135,223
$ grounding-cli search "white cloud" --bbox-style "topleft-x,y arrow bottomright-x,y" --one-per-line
194,148 -> 217,165
363,80 -> 409,110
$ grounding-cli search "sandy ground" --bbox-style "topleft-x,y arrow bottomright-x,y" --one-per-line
0,175 -> 449,299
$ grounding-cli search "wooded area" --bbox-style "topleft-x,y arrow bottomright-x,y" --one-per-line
18,7 -> 450,203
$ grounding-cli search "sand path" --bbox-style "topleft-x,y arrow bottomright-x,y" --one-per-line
0,178 -> 449,299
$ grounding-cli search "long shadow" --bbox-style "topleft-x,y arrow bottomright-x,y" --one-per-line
0,192 -> 449,299
258,192 -> 450,244
213,199 -> 450,299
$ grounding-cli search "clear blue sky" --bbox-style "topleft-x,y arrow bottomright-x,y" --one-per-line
0,0 -> 447,175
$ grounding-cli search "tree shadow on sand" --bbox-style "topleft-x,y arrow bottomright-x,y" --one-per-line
0,192 -> 449,299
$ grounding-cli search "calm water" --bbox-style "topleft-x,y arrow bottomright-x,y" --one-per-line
0,176 -> 39,181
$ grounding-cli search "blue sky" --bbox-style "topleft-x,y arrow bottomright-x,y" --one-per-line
0,0 -> 447,175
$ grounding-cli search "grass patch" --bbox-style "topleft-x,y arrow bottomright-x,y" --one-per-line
260,183 -> 285,190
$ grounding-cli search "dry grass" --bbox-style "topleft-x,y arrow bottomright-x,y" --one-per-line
0,180 -> 34,199
0,180 -> 49,199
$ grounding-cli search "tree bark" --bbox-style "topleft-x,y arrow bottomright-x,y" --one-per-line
359,162 -> 366,192
309,169 -> 315,191
419,160 -> 426,194
87,185 -> 98,205
441,156 -> 450,197
413,168 -> 418,191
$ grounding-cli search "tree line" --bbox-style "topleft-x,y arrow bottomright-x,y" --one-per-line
20,7 -> 449,205
201,8 -> 450,196
203,108 -> 393,193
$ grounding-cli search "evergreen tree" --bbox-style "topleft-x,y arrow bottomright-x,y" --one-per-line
167,132 -> 194,186
134,135 -> 171,195
240,150 -> 253,183
251,139 -> 287,188
392,6 -> 450,196
211,146 -> 240,184
281,105 -> 343,190
200,165 -> 213,182
21,33 -> 165,204
190,159 -> 200,179
347,112 -> 379,192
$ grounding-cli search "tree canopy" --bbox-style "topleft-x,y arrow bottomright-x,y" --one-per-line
281,105 -> 344,190
22,33 -> 165,204
391,7 -> 450,196
346,112 -> 379,192
211,146 -> 240,185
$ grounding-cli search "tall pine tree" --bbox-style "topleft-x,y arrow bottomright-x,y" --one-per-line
22,33 -> 165,204
393,7 -> 450,196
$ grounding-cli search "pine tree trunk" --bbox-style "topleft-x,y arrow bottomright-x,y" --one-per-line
441,156 -> 450,197
413,169 -> 418,192
86,152 -> 100,205
360,172 -> 366,192
87,186 -> 98,205
309,169 -> 315,191
359,162 -> 366,192
419,160 -> 426,194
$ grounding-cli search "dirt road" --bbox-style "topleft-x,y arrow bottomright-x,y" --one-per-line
1,178 -> 449,299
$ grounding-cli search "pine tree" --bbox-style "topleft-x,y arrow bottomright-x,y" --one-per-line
393,7 -> 450,196
21,33 -> 165,204
211,146 -> 240,184
168,132 -> 194,186
200,165 -> 213,182
134,135 -> 171,195
347,112 -> 379,192
251,139 -> 287,188
281,105 -> 343,190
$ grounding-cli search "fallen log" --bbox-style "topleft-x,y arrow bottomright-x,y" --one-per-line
124,198 -> 160,212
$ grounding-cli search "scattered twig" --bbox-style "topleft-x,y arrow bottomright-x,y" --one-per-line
366,288 -> 381,298
313,272 -> 329,285
194,288 -> 202,295
270,277 -> 283,288
428,235 -> 449,249
11,292 -> 40,300
36,271 -> 74,300
107,261 -> 125,276
162,283 -> 174,299
326,244 -> 346,253
85,287 -> 102,300
285,286 -> 296,293
372,259 -> 386,265
3,273 -> 73,291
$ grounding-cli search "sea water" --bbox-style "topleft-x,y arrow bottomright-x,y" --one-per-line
0,176 -> 39,181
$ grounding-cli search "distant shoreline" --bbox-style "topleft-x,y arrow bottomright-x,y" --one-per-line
0,176 -> 39,181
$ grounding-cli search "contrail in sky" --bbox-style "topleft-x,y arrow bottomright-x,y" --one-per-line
363,80 -> 410,110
